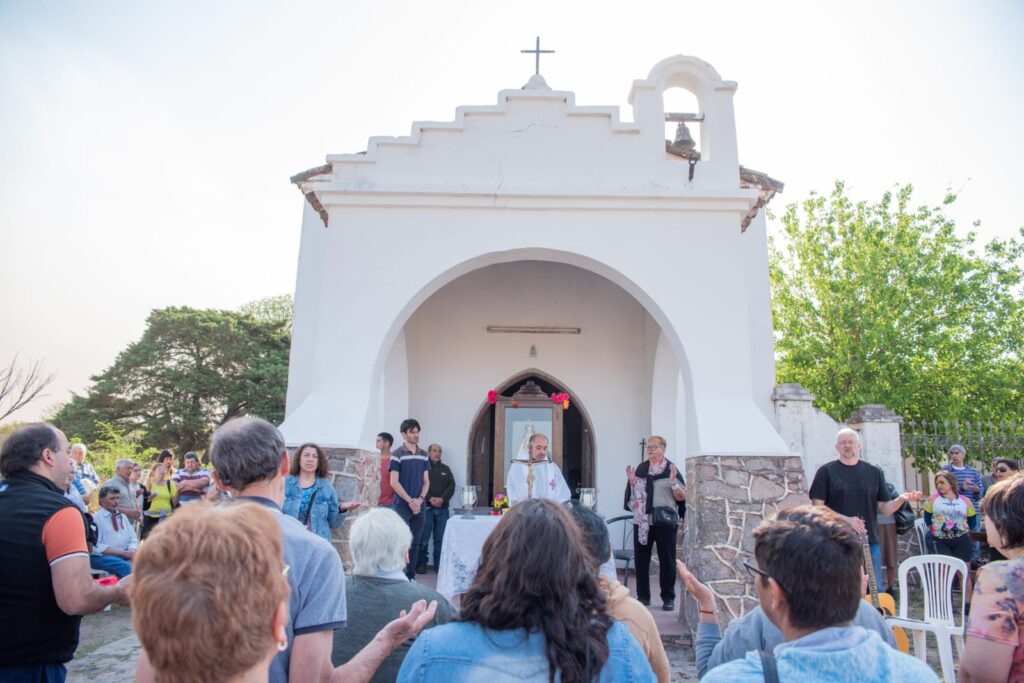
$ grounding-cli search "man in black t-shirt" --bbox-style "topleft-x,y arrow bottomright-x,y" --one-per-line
809,427 -> 922,592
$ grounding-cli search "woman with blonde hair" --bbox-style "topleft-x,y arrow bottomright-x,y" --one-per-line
624,435 -> 685,610
131,502 -> 290,683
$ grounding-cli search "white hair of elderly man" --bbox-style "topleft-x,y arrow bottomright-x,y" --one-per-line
350,508 -> 413,577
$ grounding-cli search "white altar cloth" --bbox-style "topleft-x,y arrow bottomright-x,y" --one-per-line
435,514 -> 503,600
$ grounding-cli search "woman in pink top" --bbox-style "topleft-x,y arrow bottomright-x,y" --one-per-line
962,473 -> 1024,682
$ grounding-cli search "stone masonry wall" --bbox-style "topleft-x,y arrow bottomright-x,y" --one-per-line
681,455 -> 809,631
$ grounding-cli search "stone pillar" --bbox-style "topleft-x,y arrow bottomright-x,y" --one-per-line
682,455 -> 808,631
307,447 -> 381,571
847,404 -> 904,490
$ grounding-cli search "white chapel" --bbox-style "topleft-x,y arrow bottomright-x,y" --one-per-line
280,54 -> 791,519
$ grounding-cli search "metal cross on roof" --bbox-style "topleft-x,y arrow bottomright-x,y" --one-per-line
521,36 -> 554,75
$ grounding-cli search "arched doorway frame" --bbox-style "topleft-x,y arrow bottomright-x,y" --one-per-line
465,367 -> 597,502
364,247 -> 699,455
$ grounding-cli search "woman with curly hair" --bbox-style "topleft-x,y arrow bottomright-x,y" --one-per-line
397,498 -> 655,682
283,442 -> 359,542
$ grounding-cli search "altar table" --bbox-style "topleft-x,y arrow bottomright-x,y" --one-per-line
435,513 -> 503,600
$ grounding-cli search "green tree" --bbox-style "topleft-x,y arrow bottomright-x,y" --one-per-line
51,305 -> 290,453
80,421 -> 158,482
769,182 -> 1023,430
239,294 -> 293,328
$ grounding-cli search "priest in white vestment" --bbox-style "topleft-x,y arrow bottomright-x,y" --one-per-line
506,434 -> 571,506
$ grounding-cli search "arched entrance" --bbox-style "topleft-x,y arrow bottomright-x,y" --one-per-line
467,370 -> 596,502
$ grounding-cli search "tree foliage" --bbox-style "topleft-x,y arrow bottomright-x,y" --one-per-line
52,301 -> 291,454
239,294 -> 293,328
77,421 -> 158,481
769,182 -> 1024,425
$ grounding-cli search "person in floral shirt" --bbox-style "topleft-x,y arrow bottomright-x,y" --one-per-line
962,473 -> 1024,682
924,471 -> 978,552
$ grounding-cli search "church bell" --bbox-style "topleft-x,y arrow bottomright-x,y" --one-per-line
669,122 -> 696,156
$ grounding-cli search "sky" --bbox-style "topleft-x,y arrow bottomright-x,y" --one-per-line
1,0 -> 1022,425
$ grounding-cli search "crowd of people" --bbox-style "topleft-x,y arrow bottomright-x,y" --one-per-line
2,416 -> 1024,682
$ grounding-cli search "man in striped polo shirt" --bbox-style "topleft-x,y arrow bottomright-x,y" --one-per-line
389,419 -> 431,580
172,452 -> 211,504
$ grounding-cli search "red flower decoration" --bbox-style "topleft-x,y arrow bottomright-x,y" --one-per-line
487,390 -> 497,405
511,400 -> 519,408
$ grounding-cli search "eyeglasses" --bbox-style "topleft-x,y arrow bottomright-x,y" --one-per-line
743,559 -> 788,594
646,445 -> 664,451
995,467 -> 1012,474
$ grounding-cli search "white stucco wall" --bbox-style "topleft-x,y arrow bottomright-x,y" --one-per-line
743,211 -> 778,425
379,330 -> 409,436
650,331 -> 688,455
281,55 -> 791,467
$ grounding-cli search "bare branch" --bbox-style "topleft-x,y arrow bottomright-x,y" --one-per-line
0,355 -> 57,422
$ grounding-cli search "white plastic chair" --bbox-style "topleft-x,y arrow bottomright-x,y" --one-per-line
914,517 -> 930,554
886,554 -> 967,683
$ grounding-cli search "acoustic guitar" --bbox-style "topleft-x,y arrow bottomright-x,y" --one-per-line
860,531 -> 910,653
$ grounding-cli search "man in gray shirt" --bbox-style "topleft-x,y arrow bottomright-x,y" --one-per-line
135,417 -> 436,683
104,459 -> 141,523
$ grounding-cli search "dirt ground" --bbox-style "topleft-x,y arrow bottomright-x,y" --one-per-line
67,606 -> 139,683
68,606 -> 699,682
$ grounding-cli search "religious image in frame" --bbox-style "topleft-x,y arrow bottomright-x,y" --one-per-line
503,406 -> 553,474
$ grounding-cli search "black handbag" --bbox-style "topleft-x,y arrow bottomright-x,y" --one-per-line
886,482 -> 914,535
652,505 -> 679,528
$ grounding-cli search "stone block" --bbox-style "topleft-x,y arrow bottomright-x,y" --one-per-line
777,492 -> 811,509
750,475 -> 786,500
700,555 -> 740,582
711,580 -> 748,597
784,457 -> 806,472
695,464 -> 720,480
723,468 -> 751,488
741,458 -> 778,473
699,480 -> 747,500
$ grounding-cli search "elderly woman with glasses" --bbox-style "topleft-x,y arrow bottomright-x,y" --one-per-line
624,435 -> 685,611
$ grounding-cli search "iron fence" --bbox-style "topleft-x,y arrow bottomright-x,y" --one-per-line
901,420 -> 1024,493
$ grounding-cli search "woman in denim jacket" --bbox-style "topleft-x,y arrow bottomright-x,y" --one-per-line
397,499 -> 655,682
283,443 -> 358,541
